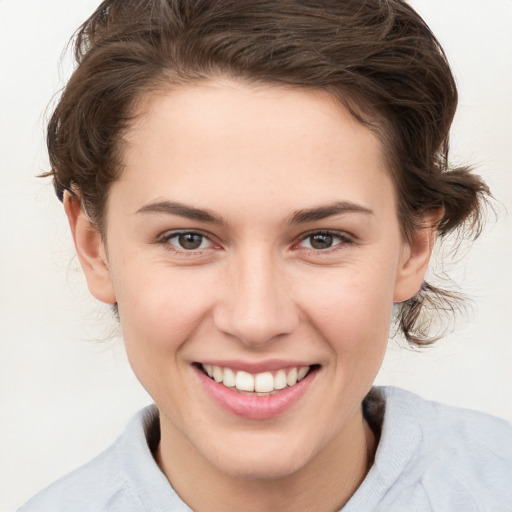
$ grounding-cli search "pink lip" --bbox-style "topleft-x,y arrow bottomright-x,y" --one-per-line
194,365 -> 318,420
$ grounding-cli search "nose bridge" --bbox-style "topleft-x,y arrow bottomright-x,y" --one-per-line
214,245 -> 298,346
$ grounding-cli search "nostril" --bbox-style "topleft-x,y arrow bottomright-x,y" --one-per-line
212,276 -> 299,346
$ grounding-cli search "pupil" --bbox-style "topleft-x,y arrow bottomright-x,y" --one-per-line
310,234 -> 333,249
179,233 -> 203,250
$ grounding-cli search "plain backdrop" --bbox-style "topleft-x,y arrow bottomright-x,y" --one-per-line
1,0 -> 511,510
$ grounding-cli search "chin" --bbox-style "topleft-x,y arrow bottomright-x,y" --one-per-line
200,434 -> 317,481
214,455 -> 306,481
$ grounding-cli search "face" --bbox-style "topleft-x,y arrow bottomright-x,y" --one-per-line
71,79 -> 431,481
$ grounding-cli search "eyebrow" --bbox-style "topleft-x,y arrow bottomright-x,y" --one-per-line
135,200 -> 373,225
288,201 -> 374,224
136,200 -> 226,224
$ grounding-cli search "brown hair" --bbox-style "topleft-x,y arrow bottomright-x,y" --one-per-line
46,0 -> 490,345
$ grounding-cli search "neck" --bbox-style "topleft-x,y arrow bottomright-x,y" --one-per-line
156,407 -> 377,512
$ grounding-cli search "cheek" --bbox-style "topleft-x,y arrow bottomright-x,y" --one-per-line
112,264 -> 220,405
316,280 -> 393,403
112,263 -> 215,357
297,263 -> 396,358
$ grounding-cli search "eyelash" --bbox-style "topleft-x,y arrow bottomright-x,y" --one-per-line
295,230 -> 353,253
158,229 -> 353,256
159,230 -> 216,255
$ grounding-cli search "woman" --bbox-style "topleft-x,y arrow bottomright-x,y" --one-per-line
18,0 -> 511,510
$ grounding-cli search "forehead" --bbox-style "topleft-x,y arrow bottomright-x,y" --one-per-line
114,79 -> 395,221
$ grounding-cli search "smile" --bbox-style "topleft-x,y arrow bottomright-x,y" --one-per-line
195,362 -> 320,420
201,364 -> 312,395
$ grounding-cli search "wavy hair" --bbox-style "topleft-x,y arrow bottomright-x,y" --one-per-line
46,0 -> 490,345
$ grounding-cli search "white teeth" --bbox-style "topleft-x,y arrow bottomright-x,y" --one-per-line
213,365 -> 223,383
223,367 -> 236,387
274,369 -> 288,390
201,364 -> 312,393
235,371 -> 255,392
254,372 -> 274,393
287,367 -> 298,386
297,366 -> 309,381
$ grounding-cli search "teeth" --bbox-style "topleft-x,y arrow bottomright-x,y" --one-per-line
235,371 -> 254,392
223,367 -> 236,387
201,364 -> 311,393
213,366 -> 223,383
274,369 -> 287,390
254,372 -> 274,393
298,366 -> 309,381
287,367 -> 298,387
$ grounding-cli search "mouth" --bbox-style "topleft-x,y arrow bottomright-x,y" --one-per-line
194,362 -> 320,419
198,363 -> 318,396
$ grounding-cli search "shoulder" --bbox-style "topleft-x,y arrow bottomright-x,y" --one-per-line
18,446 -> 135,512
17,405 -> 182,512
380,385 -> 512,443
362,386 -> 512,511
383,386 -> 512,464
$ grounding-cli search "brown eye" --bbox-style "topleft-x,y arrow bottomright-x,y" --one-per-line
309,233 -> 334,249
178,233 -> 204,250
297,231 -> 351,252
161,231 -> 215,254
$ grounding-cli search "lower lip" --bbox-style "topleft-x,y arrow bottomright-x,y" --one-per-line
195,366 -> 318,420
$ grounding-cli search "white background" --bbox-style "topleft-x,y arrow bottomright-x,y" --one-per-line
1,0 -> 511,510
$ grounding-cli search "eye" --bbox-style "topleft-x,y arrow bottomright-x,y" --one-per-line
297,231 -> 351,251
161,231 -> 213,252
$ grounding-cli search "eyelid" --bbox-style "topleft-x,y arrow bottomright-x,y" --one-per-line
157,228 -> 353,255
159,229 -> 218,253
294,229 -> 354,251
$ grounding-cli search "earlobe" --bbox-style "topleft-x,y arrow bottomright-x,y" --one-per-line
393,211 -> 442,303
63,192 -> 116,305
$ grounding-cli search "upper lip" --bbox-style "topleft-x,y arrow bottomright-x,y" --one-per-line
196,359 -> 316,374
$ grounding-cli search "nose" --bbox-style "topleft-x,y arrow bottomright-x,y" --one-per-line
213,250 -> 299,347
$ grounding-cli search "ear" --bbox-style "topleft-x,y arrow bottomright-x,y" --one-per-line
393,210 -> 442,303
63,192 -> 116,304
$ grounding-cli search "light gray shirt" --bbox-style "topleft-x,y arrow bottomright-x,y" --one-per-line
19,387 -> 512,511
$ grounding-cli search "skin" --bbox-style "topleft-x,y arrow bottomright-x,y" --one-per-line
65,79 -> 437,511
